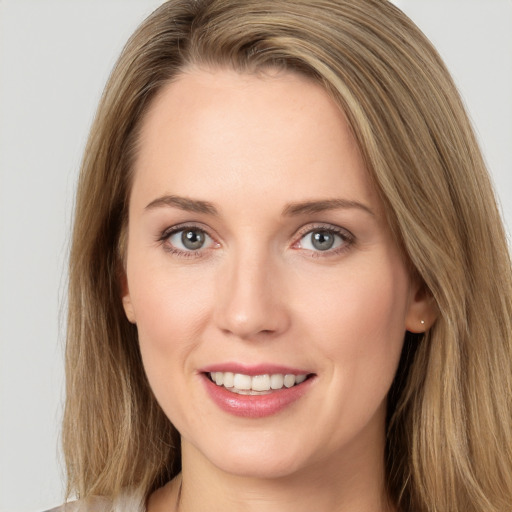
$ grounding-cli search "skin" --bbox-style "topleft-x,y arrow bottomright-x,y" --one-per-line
122,67 -> 434,512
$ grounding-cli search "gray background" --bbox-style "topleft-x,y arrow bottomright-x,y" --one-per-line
0,1 -> 510,511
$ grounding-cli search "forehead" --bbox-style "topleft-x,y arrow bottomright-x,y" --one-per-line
131,67 -> 379,215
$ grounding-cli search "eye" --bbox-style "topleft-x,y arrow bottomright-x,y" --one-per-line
164,227 -> 215,253
297,227 -> 352,253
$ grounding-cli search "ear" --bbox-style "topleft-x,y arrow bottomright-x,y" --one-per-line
119,268 -> 136,324
405,281 -> 437,333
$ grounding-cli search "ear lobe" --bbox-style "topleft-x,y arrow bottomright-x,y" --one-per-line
119,270 -> 136,324
122,294 -> 136,324
405,283 -> 437,333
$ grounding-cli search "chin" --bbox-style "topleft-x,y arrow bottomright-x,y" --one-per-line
214,454 -> 307,480
189,433 -> 312,480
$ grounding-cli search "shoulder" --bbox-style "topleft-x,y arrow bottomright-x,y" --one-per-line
42,489 -> 145,512
41,497 -> 110,512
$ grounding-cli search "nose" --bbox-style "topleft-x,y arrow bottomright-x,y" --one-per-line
213,249 -> 291,340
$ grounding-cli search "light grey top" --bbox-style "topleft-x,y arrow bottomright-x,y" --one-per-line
43,488 -> 145,512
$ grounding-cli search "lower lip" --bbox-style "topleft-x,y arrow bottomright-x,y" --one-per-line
202,374 -> 314,418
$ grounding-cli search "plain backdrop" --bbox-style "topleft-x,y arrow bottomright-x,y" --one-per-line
0,1 -> 510,511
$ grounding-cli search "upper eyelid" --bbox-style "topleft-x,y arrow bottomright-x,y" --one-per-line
157,222 -> 354,249
293,224 -> 355,255
159,222 -> 213,239
157,224 -> 218,252
158,225 -> 218,257
295,223 -> 354,239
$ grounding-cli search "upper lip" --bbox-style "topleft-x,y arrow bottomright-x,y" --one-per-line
199,362 -> 313,376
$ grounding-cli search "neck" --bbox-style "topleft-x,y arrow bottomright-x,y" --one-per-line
149,429 -> 395,512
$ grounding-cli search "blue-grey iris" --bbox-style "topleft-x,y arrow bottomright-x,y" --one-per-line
311,231 -> 335,251
182,230 -> 205,250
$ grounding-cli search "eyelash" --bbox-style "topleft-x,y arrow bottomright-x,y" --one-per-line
157,223 -> 216,258
157,223 -> 355,259
293,223 -> 355,257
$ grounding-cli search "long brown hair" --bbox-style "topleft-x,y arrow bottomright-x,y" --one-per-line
63,1 -> 512,510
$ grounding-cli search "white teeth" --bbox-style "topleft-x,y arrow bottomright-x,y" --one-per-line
223,372 -> 234,388
295,374 -> 307,384
233,373 -> 252,390
270,374 -> 284,389
284,374 -> 296,388
209,371 -> 308,393
252,374 -> 271,391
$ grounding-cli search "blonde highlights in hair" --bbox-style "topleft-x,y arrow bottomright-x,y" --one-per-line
63,1 -> 512,510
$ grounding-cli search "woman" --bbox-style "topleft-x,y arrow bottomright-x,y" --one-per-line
57,0 -> 512,511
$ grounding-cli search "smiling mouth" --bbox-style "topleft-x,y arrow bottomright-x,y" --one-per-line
207,371 -> 312,395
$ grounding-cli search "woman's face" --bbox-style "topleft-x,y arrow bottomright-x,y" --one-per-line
122,68 -> 429,478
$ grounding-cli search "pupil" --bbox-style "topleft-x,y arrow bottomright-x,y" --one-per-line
312,231 -> 334,251
182,230 -> 205,250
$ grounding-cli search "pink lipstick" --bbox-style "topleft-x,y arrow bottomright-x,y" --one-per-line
200,363 -> 315,418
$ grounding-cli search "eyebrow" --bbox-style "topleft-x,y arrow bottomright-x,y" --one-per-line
282,198 -> 375,217
144,195 -> 374,217
145,195 -> 218,215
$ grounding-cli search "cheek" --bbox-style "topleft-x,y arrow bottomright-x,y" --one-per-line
127,260 -> 213,380
128,266 -> 216,435
300,258 -> 410,394
304,257 -> 408,334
